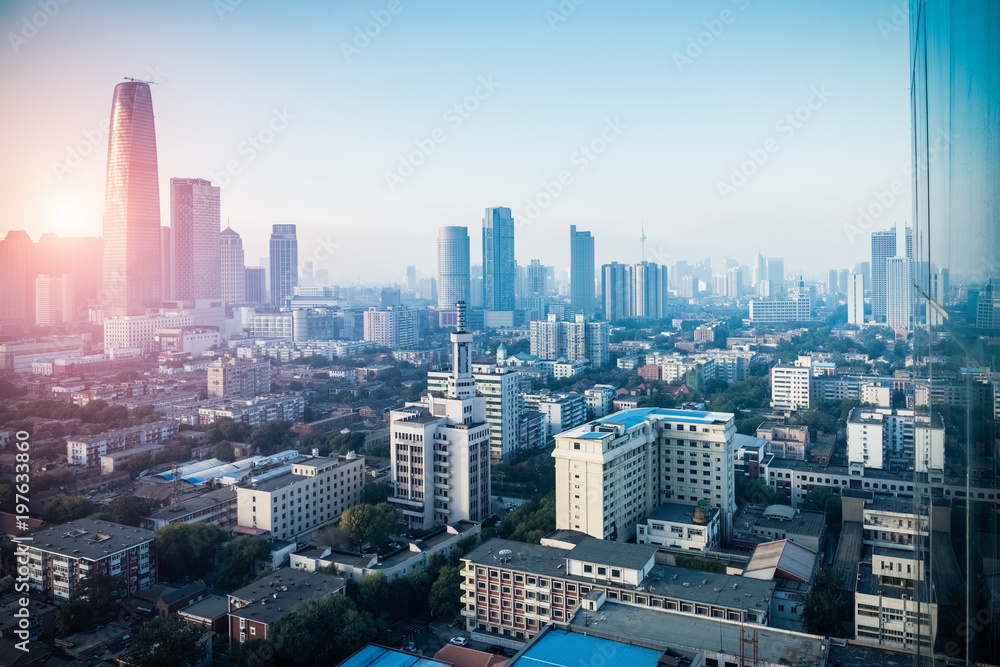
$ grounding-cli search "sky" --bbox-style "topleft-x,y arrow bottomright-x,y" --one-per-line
0,0 -> 913,284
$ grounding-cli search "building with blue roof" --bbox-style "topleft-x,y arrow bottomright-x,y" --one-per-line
553,408 -> 737,543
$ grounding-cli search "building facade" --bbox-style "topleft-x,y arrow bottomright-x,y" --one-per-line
207,356 -> 271,398
170,178 -> 221,302
269,224 -> 298,307
569,225 -> 595,317
482,207 -> 516,312
770,356 -> 812,412
437,226 -> 471,311
220,227 -> 246,304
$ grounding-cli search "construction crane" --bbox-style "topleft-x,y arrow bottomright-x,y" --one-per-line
123,76 -> 158,85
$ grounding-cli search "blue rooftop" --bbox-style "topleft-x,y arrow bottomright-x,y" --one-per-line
600,407 -> 715,429
338,644 -> 447,667
511,629 -> 663,667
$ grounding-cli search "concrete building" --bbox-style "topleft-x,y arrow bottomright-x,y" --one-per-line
870,229 -> 897,322
155,325 -> 220,357
25,519 -> 156,601
584,384 -> 616,419
244,266 -> 266,304
0,337 -> 87,373
553,408 -> 737,543
770,356 -> 812,412
569,225 -> 595,317
363,306 -> 419,349
228,568 -> 345,646
749,277 -> 811,323
235,454 -> 366,542
529,314 -> 609,366
847,272 -> 865,325
601,261 -> 668,322
142,488 -> 238,531
847,408 -> 944,472
35,274 -> 75,325
437,226 -> 471,311
756,423 -> 809,460
269,224 -> 298,308
220,226 -> 246,305
197,395 -> 304,429
885,256 -> 913,331
67,420 -> 179,467
635,501 -> 720,551
732,504 -> 825,553
389,304 -> 492,531
207,355 -> 271,398
170,178 -> 221,302
104,312 -> 195,354
483,207 -> 516,312
522,392 -> 586,436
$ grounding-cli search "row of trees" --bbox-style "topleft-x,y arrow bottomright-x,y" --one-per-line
156,524 -> 271,590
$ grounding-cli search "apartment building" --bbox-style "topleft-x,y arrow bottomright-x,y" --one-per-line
235,454 -> 366,542
363,306 -> 419,349
847,408 -> 944,472
770,356 -> 812,412
142,488 -> 238,531
66,420 -> 179,467
756,423 -> 809,460
25,519 -> 156,601
207,356 -> 271,398
522,392 -> 586,436
197,394 -> 304,428
461,537 -> 773,644
104,312 -> 195,354
584,384 -> 616,419
553,408 -> 737,543
529,314 -> 609,366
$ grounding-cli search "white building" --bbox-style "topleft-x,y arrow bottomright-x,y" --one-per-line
522,392 -> 586,435
769,356 -> 812,412
220,226 -> 247,305
198,395 -> 304,428
389,304 -> 492,531
847,272 -> 865,325
584,384 -> 616,418
847,407 -> 944,472
635,501 -> 720,552
104,312 -> 195,354
553,408 -> 737,543
749,277 -> 811,323
363,306 -> 419,349
529,314 -> 609,366
155,326 -> 220,357
886,256 -> 913,331
236,454 -> 366,542
67,420 -> 180,467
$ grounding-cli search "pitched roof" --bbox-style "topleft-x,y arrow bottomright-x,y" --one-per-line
743,539 -> 817,583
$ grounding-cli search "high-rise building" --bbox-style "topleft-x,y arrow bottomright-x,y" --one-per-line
245,267 -> 266,304
269,224 -> 298,307
220,227 -> 246,305
33,234 -> 103,311
770,355 -> 812,412
363,306 -> 419,349
380,287 -> 401,308
601,261 -> 667,322
751,250 -> 767,288
35,275 -> 75,326
847,272 -> 865,325
838,268 -> 850,294
529,314 -> 609,365
207,356 -> 271,398
102,80 -> 162,317
871,230 -> 896,322
766,257 -> 784,294
170,178 -> 221,302
569,225 -> 595,316
482,207 -> 515,311
405,265 -> 417,291
886,256 -> 913,330
389,304 -> 491,530
0,230 -> 35,326
437,226 -> 471,311
160,226 -> 171,301
726,266 -> 743,299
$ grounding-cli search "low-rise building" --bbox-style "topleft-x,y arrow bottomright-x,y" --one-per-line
584,384 -> 616,419
67,421 -> 179,467
732,504 -> 825,553
756,423 -> 809,460
142,488 -> 238,531
197,394 -> 304,428
228,568 -> 345,645
635,501 -> 720,552
521,392 -> 586,436
770,356 -> 812,412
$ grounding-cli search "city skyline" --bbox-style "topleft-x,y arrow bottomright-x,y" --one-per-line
0,0 -> 912,281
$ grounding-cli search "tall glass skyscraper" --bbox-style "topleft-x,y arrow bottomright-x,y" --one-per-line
482,207 -> 515,312
170,178 -> 221,302
269,224 -> 298,307
437,226 -> 471,311
570,225 -> 595,317
102,80 -> 161,316
870,229 -> 896,322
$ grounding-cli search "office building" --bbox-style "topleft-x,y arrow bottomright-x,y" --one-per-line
102,81 -> 162,317
207,356 -> 271,398
235,454 -> 366,542
363,306 -> 419,349
35,274 -> 75,325
220,227 -> 246,304
885,256 -> 913,331
569,225 -> 595,316
170,178 -> 221,301
847,272 -> 864,325
389,304 -> 491,530
769,355 -> 811,412
269,224 -> 298,307
749,277 -> 811,323
25,519 -> 156,601
553,408 -> 737,543
244,266 -> 266,304
437,226 -> 471,311
482,207 -> 515,311
103,312 -> 195,354
870,230 -> 897,322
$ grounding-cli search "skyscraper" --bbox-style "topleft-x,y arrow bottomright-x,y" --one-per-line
437,226 -> 471,310
766,257 -> 785,294
871,229 -> 896,322
269,224 -> 298,307
220,227 -> 246,304
847,272 -> 864,325
160,226 -> 171,301
482,207 -> 515,311
170,178 -> 221,302
601,261 -> 667,322
405,265 -> 417,291
570,225 -> 595,317
35,274 -> 75,326
102,80 -> 161,317
245,267 -> 266,304
886,256 -> 913,330
0,230 -> 35,326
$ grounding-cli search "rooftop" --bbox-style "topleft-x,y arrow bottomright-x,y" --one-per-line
338,644 -> 449,667
566,537 -> 657,571
558,407 -> 733,439
744,540 -> 818,584
28,518 -> 154,560
144,488 -> 236,521
228,568 -> 346,624
177,594 -> 229,621
510,627 -> 663,667
643,502 -> 717,526
734,504 -> 825,539
832,522 -> 862,592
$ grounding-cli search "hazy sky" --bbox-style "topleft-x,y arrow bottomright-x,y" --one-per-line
0,0 -> 912,284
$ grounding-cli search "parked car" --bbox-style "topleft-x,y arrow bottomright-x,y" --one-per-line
449,637 -> 468,647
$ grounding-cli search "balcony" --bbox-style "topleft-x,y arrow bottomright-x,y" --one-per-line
460,608 -> 477,618
434,481 -> 452,490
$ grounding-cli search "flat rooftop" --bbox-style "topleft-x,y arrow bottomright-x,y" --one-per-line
29,519 -> 154,560
735,504 -> 825,538
564,601 -> 827,667
144,488 -> 236,520
831,521 -> 862,591
644,502 -> 717,526
511,627 -> 663,667
559,407 -> 733,439
567,537 -> 657,571
339,644 -> 449,667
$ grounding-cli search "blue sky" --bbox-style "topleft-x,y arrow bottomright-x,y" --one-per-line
0,0 -> 912,283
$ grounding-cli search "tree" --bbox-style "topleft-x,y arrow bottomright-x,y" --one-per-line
212,441 -> 236,462
249,420 -> 295,455
205,417 -> 252,445
352,573 -> 389,614
317,524 -> 352,551
55,598 -> 94,635
340,503 -> 401,550
122,614 -> 207,667
497,493 -> 556,543
124,450 -> 153,477
802,487 -> 842,533
74,573 -> 127,614
802,568 -> 845,636
211,535 -> 271,590
156,523 -> 228,581
428,565 -> 462,618
41,495 -> 96,524
95,495 -> 159,527
360,481 -> 392,505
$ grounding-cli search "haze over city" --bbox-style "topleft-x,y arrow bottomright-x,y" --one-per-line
0,0 -> 911,280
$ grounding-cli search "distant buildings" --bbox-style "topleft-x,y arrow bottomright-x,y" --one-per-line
529,314 -> 609,366
66,420 -> 179,466
170,178 -> 221,302
553,408 -> 737,542
770,356 -> 812,412
102,80 -> 162,317
196,395 -> 304,428
885,256 -> 913,331
25,519 -> 156,601
269,224 -> 298,307
437,226 -> 471,311
569,225 -> 595,317
601,261 -> 668,321
220,227 -> 246,304
244,266 -> 267,304
748,277 -> 811,323
482,207 -> 516,312
363,306 -> 419,349
847,272 -> 864,325
34,274 -> 75,326
104,312 -> 195,354
207,356 -> 271,398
